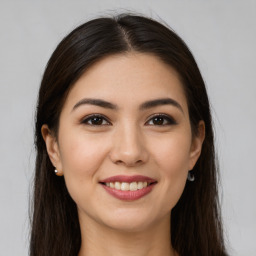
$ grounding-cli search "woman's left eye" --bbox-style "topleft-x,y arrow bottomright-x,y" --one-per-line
81,115 -> 110,126
145,114 -> 176,126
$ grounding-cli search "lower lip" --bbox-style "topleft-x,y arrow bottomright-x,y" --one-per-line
101,183 -> 156,201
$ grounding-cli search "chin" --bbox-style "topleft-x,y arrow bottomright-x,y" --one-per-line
99,208 -> 163,233
105,219 -> 152,233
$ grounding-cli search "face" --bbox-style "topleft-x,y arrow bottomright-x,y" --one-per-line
43,53 -> 204,232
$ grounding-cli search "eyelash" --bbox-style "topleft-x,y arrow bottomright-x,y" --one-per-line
81,114 -> 111,126
145,114 -> 177,126
81,114 -> 177,126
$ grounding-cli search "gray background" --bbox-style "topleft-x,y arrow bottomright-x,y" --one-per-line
0,0 -> 255,255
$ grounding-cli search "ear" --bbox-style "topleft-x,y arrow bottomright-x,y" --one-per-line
188,120 -> 205,170
41,124 -> 63,175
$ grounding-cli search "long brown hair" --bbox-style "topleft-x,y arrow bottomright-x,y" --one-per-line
31,14 -> 228,256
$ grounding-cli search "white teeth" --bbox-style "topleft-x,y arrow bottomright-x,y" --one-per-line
115,182 -> 121,190
137,182 -> 143,189
130,182 -> 137,191
105,181 -> 149,191
121,182 -> 130,191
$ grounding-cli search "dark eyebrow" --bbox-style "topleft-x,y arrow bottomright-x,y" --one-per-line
72,97 -> 183,113
139,98 -> 184,113
72,98 -> 118,111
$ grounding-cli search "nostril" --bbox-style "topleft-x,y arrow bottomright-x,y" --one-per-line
109,145 -> 149,166
115,160 -> 124,165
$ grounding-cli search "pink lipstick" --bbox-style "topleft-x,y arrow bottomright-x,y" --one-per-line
99,175 -> 157,201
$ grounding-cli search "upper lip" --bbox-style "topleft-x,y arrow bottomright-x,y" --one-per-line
100,175 -> 157,183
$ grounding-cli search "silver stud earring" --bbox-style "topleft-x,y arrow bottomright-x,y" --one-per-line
54,169 -> 62,176
187,171 -> 195,182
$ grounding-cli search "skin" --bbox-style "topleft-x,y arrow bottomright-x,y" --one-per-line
42,53 -> 205,256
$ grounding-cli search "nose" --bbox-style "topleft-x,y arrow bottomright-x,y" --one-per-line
109,123 -> 149,167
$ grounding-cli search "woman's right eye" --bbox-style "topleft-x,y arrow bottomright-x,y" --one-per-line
81,115 -> 111,126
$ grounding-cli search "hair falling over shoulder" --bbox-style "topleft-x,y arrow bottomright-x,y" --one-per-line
30,13 -> 229,256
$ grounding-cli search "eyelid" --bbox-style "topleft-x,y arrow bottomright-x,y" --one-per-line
81,114 -> 112,125
80,113 -> 176,126
145,113 -> 177,125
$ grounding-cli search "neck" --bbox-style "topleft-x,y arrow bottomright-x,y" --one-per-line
78,213 -> 176,256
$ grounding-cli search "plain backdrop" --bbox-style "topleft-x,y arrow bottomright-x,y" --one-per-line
0,1 -> 255,255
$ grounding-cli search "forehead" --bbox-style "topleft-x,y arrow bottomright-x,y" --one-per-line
63,53 -> 188,113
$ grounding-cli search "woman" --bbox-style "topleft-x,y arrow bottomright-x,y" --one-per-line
30,14 -> 228,256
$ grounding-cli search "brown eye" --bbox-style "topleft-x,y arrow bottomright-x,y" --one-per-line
82,115 -> 110,126
146,114 -> 176,126
152,116 -> 165,125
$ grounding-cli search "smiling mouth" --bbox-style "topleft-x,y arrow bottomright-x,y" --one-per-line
101,181 -> 155,191
99,175 -> 157,200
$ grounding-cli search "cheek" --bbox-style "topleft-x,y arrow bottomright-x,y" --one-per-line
58,131 -> 110,203
154,132 -> 192,173
58,132 -> 110,207
152,133 -> 191,207
60,133 -> 107,175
